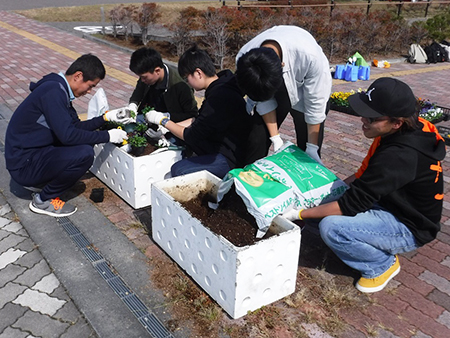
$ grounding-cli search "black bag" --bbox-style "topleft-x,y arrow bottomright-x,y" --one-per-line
425,42 -> 448,63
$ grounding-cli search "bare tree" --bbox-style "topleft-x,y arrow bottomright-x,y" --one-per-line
202,8 -> 231,69
134,3 -> 161,45
118,5 -> 138,41
408,21 -> 429,45
169,7 -> 202,56
109,5 -> 121,38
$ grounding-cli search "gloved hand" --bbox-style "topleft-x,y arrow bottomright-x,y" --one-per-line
282,208 -> 304,221
127,103 -> 138,114
270,134 -> 283,152
108,128 -> 128,144
145,110 -> 170,126
157,136 -> 171,148
305,142 -> 324,165
145,125 -> 169,140
104,108 -> 136,124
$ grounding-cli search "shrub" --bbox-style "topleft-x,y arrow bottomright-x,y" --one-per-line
425,9 -> 450,42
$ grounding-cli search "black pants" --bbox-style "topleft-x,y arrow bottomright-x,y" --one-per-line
244,81 -> 329,165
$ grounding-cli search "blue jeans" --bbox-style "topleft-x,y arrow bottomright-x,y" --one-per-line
171,153 -> 231,179
319,207 -> 419,278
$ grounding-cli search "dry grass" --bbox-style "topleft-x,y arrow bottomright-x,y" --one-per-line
15,2 -> 221,25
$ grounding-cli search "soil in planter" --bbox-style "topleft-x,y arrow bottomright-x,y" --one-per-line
138,143 -> 159,156
179,187 -> 276,247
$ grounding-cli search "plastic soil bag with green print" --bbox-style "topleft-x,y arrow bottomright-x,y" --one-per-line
215,142 -> 348,238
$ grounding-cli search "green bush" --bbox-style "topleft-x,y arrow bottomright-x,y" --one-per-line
425,9 -> 450,42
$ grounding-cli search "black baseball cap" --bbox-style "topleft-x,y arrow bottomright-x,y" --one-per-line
348,77 -> 417,118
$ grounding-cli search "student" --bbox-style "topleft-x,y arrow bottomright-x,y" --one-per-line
235,25 -> 332,164
144,45 -> 251,178
120,47 -> 198,143
284,78 -> 446,293
5,54 -> 130,217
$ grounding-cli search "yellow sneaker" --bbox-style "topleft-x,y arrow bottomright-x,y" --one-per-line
356,255 -> 400,293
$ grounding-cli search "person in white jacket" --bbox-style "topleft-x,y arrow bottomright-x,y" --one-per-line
236,25 -> 332,165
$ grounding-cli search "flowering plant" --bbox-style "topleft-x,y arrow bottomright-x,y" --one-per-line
330,88 -> 365,107
417,98 -> 444,122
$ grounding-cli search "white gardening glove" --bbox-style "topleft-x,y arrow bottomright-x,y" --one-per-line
107,128 -> 128,144
157,137 -> 171,147
305,142 -> 324,165
145,110 -> 170,126
270,134 -> 283,152
127,102 -> 138,114
159,126 -> 169,134
282,208 -> 303,221
104,108 -> 136,124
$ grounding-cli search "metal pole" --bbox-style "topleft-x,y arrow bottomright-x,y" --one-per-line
101,6 -> 105,35
397,0 -> 403,17
367,0 -> 372,16
330,0 -> 335,17
425,0 -> 431,17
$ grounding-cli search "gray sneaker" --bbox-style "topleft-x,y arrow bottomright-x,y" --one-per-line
29,194 -> 77,217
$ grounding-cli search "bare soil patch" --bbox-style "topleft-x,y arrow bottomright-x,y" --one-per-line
179,187 -> 277,247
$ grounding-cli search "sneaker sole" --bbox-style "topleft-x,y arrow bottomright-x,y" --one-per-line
356,265 -> 401,293
29,201 -> 77,217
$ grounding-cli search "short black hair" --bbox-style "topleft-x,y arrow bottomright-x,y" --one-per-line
178,45 -> 216,79
235,47 -> 283,101
66,54 -> 105,81
129,47 -> 164,75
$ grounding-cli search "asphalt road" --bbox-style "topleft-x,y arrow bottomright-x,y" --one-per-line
0,0 -> 211,11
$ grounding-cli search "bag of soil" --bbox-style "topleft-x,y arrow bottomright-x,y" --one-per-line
215,142 -> 348,238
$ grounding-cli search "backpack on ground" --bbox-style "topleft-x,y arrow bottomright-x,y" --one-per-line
424,42 -> 449,63
440,43 -> 450,62
408,43 -> 428,64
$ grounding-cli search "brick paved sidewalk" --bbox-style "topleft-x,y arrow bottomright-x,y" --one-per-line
2,9 -> 450,338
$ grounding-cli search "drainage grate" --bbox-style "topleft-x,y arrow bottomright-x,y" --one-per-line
58,217 -> 174,338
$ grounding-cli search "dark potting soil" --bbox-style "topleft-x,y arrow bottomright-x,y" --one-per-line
180,188 -> 275,247
139,143 -> 159,156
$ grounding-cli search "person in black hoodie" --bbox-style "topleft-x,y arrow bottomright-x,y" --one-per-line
144,45 -> 250,178
284,77 -> 446,293
5,54 -> 131,217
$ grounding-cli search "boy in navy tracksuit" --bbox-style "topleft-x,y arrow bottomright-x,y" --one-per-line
5,54 -> 131,217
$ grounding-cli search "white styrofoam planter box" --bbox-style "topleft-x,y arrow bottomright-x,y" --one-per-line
90,143 -> 182,209
151,170 -> 301,319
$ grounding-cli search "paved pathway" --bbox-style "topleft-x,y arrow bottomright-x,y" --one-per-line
2,8 -> 450,338
0,195 -> 97,338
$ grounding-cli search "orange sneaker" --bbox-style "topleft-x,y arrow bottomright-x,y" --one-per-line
356,255 -> 400,293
